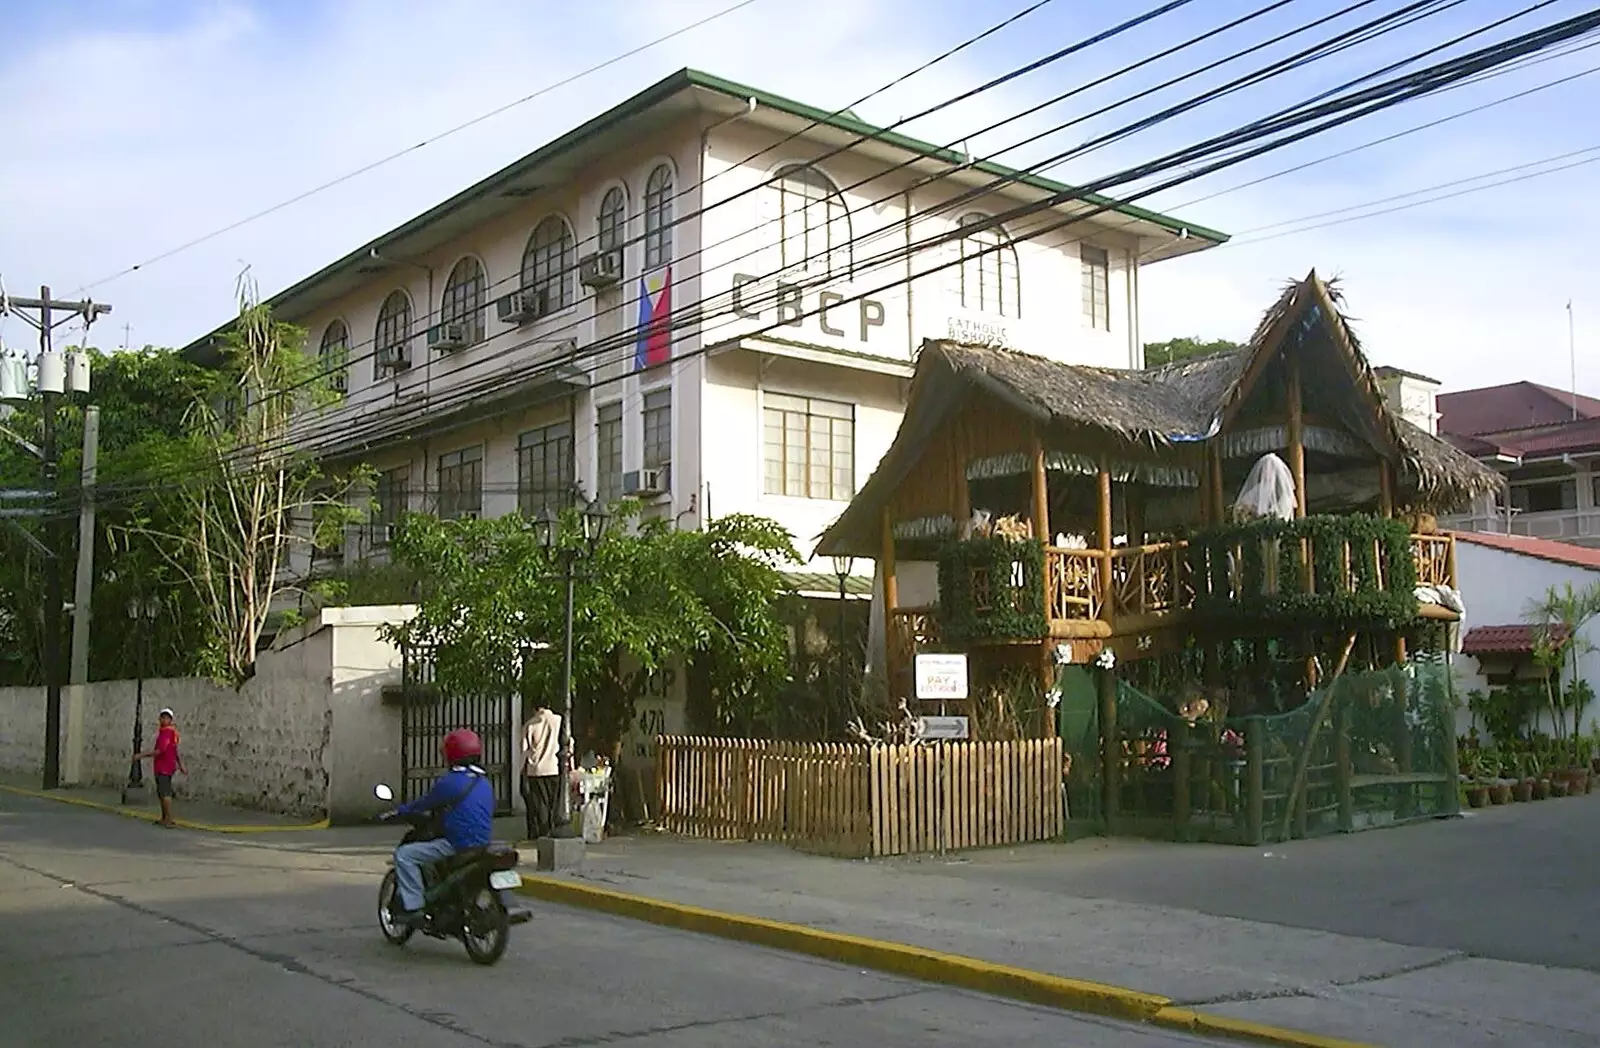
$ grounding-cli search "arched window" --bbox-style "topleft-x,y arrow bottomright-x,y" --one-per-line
643,164 -> 674,270
957,214 -> 1020,319
773,164 -> 852,277
319,319 -> 349,396
598,186 -> 628,262
522,216 -> 575,312
374,291 -> 412,376
441,257 -> 487,344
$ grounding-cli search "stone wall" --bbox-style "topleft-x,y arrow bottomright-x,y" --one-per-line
0,605 -> 416,820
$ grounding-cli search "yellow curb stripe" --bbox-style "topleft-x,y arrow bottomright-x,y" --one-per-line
515,874 -> 1167,1023
516,875 -> 1380,1048
1153,1007 -> 1377,1048
0,784 -> 330,833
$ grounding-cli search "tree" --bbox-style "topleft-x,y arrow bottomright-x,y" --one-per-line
0,344 -> 214,684
1143,336 -> 1243,369
386,504 -> 799,756
130,276 -> 369,687
1527,580 -> 1600,766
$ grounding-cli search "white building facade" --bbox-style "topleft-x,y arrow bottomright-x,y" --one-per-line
182,69 -> 1225,576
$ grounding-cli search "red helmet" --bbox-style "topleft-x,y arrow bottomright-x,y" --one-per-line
442,729 -> 483,766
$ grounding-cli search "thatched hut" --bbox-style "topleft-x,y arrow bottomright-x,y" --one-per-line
817,271 -> 1501,697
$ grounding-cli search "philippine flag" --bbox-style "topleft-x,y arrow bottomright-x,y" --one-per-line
634,266 -> 673,371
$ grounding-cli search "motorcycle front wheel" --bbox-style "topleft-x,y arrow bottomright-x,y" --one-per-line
378,869 -> 413,946
461,888 -> 509,965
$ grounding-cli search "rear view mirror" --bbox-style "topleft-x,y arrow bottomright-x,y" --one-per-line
374,784 -> 394,802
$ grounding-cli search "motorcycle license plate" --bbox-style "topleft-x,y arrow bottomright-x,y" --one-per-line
488,871 -> 522,890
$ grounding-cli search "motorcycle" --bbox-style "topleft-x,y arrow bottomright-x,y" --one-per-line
372,783 -> 532,965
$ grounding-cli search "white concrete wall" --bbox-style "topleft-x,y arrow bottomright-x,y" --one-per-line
697,122 -> 1142,369
0,606 -> 417,820
1451,541 -> 1600,740
703,350 -> 905,566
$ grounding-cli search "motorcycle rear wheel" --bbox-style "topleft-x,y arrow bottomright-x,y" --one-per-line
378,869 -> 413,946
461,888 -> 509,966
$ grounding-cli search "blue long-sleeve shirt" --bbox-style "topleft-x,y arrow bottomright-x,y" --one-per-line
397,765 -> 494,849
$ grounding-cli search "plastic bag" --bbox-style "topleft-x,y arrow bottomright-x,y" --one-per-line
1233,453 -> 1297,521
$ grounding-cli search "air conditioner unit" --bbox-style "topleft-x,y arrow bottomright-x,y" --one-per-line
379,344 -> 412,373
427,322 -> 469,351
623,466 -> 669,498
497,287 -> 548,325
580,251 -> 622,289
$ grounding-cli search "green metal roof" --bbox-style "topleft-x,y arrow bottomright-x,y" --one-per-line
782,570 -> 873,597
180,68 -> 1227,360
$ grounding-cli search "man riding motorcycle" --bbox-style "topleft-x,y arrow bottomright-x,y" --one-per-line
382,728 -> 495,928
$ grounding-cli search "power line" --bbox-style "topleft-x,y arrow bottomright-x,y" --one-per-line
81,0 -> 771,290
1231,146 -> 1600,241
177,0 -> 1204,374
78,4 -> 1600,505
210,0 -> 1429,406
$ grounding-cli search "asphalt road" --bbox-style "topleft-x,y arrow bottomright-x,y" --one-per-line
0,791 -> 1209,1048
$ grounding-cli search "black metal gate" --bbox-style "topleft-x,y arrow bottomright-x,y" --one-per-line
399,647 -> 516,814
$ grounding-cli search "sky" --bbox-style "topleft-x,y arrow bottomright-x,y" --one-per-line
1,0 -> 1595,397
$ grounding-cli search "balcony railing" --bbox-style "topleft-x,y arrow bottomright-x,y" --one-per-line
1442,509 -> 1600,546
933,517 -> 1457,645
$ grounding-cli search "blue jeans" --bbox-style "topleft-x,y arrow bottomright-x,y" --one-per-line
394,838 -> 456,911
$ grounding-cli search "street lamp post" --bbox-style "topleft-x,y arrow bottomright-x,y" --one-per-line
831,555 -> 854,733
532,498 -> 611,833
121,594 -> 160,804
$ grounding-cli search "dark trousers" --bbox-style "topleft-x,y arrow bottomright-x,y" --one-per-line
520,774 -> 562,839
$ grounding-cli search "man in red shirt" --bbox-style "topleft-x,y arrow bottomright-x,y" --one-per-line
133,707 -> 186,827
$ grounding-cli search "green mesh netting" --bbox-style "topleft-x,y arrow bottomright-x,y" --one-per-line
1060,654 -> 1459,844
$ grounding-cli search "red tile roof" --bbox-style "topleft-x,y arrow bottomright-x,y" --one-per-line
1452,530 -> 1600,571
1461,623 -> 1570,655
1438,382 -> 1600,437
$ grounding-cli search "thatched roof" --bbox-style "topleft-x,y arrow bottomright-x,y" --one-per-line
817,270 -> 1503,557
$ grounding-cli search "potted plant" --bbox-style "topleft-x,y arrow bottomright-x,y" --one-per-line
1462,751 -> 1491,808
1512,753 -> 1535,802
1525,752 -> 1549,799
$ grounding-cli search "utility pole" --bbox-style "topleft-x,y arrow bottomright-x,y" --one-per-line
1569,300 -> 1578,421
65,405 -> 100,784
0,285 -> 109,790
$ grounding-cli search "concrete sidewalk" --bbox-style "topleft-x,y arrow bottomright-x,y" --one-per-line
546,823 -> 1600,1048
0,778 -> 329,832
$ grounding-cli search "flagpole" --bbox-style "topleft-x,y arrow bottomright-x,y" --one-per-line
1570,299 -> 1578,421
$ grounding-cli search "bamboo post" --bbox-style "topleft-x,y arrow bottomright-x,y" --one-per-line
1277,632 -> 1359,841
1445,534 -> 1458,589
1210,445 -> 1226,522
1335,692 -> 1354,833
1097,468 -> 1113,620
881,507 -> 899,695
1287,354 -> 1307,519
1030,427 -> 1050,543
1245,717 -> 1264,846
1172,721 -> 1191,839
1098,665 -> 1119,833
1378,461 -> 1395,517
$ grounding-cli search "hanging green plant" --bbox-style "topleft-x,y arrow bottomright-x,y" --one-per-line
937,537 -> 1048,644
1186,514 -> 1419,629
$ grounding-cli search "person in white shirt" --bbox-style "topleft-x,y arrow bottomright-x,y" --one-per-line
520,701 -> 563,841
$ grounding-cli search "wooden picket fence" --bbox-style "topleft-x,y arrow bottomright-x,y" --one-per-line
655,736 -> 1065,858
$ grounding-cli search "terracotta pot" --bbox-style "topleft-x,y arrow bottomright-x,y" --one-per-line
1513,780 -> 1534,803
1489,783 -> 1512,805
1552,779 -> 1570,798
1590,756 -> 1600,775
1534,779 -> 1551,800
1467,787 -> 1489,808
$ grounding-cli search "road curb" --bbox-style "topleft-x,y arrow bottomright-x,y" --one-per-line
1152,1007 -> 1376,1048
0,783 -> 330,833
516,874 -> 1376,1047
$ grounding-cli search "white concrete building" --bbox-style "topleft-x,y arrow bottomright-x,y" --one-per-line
180,69 -> 1225,576
1452,531 -> 1600,741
